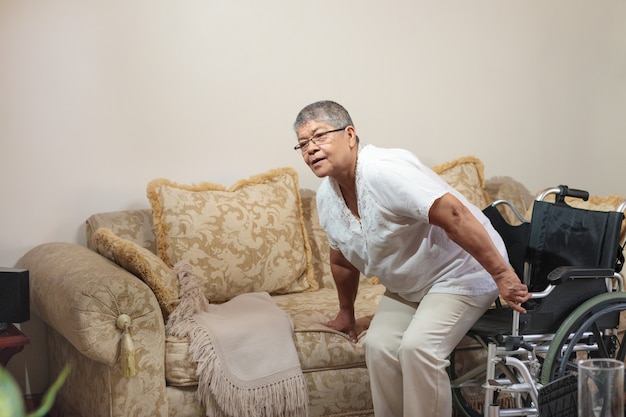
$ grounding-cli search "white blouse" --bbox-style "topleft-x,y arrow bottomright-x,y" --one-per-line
316,144 -> 504,302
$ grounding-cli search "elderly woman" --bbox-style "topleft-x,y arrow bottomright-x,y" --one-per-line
293,100 -> 530,417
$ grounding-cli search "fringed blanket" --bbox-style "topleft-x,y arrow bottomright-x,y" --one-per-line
166,262 -> 309,417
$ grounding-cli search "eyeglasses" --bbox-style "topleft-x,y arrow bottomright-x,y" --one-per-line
294,126 -> 348,153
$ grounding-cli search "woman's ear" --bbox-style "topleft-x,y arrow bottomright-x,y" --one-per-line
346,126 -> 358,147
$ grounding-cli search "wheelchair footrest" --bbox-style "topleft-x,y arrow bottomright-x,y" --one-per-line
485,379 -> 534,394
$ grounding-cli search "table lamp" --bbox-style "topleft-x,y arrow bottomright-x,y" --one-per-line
0,268 -> 30,333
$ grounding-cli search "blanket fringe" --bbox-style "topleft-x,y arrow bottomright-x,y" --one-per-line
167,261 -> 308,417
166,261 -> 211,337
189,318 -> 309,417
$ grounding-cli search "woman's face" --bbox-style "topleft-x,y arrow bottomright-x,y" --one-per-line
296,120 -> 357,179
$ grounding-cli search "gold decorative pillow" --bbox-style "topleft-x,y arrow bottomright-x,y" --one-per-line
147,168 -> 316,303
433,156 -> 491,209
93,227 -> 179,319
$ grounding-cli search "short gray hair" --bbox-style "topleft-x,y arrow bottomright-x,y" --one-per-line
293,100 -> 354,132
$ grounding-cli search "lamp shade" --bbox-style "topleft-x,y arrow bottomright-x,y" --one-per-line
0,268 -> 30,324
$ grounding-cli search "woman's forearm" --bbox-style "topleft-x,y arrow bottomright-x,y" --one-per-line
330,248 -> 361,313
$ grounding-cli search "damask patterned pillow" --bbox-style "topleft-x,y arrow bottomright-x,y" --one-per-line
432,156 -> 491,209
93,227 -> 179,319
147,168 -> 317,303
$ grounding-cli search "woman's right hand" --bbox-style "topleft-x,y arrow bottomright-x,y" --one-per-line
325,309 -> 358,343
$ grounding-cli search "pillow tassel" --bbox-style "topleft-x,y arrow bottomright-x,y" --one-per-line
117,314 -> 137,377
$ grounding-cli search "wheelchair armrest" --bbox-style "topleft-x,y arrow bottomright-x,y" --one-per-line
547,265 -> 615,285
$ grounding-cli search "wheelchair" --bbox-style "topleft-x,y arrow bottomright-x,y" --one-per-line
448,185 -> 626,417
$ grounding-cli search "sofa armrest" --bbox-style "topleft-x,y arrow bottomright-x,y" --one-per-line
17,242 -> 165,370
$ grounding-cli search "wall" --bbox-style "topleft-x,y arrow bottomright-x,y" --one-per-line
1,0 -> 625,395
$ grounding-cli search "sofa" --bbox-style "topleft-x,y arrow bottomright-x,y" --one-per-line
17,156 -> 545,417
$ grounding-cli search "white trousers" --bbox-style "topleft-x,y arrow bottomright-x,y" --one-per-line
364,290 -> 498,417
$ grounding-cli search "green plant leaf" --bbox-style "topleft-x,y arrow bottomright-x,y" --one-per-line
0,366 -> 26,417
26,365 -> 71,417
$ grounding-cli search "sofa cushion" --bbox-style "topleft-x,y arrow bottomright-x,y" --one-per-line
433,156 -> 490,209
147,168 -> 317,303
273,287 -> 382,371
165,335 -> 203,386
163,284 -> 384,387
92,227 -> 179,318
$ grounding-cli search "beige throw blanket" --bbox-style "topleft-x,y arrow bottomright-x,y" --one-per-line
166,262 -> 309,417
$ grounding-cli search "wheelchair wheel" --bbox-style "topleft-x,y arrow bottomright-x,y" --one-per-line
449,337 -> 533,417
449,337 -> 486,417
540,291 -> 626,386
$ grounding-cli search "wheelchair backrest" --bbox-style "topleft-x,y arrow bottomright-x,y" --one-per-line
484,187 -> 625,293
526,199 -> 624,292
482,204 -> 530,280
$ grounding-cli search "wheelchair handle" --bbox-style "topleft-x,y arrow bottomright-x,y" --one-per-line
536,185 -> 589,203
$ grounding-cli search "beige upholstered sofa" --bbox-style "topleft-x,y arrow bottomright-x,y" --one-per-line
18,156 -> 539,417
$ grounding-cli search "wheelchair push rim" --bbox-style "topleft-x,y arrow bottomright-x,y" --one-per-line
540,291 -> 626,386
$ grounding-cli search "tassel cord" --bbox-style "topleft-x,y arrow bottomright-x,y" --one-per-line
117,314 -> 137,377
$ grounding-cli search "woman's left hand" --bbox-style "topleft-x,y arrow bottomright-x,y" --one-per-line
494,270 -> 531,313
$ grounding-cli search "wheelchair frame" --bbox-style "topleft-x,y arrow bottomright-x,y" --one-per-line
449,186 -> 626,417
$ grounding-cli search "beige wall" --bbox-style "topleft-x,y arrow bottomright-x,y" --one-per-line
1,0 -> 625,394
